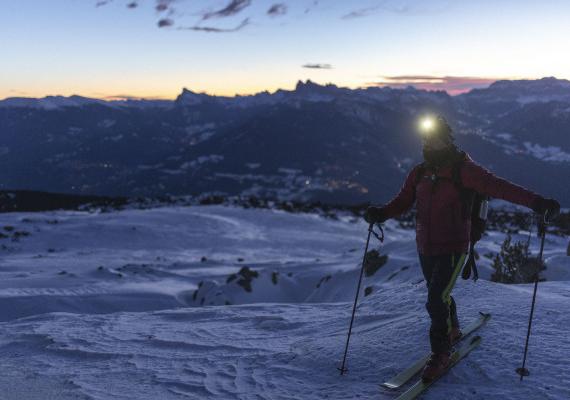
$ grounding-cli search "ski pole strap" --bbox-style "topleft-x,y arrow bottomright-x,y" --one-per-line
370,223 -> 384,243
537,209 -> 555,237
462,242 -> 478,282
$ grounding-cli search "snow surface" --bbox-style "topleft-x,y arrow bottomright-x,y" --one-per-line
0,205 -> 569,399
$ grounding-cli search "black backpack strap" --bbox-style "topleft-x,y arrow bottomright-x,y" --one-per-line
412,163 -> 426,202
414,163 -> 426,186
451,151 -> 476,219
450,151 -> 467,189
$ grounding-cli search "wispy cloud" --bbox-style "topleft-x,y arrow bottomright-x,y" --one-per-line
6,89 -> 31,97
267,3 -> 288,17
201,0 -> 252,20
179,18 -> 250,33
342,1 -> 450,20
102,94 -> 170,101
342,5 -> 381,20
302,63 -> 333,70
367,75 -> 497,95
304,0 -> 320,14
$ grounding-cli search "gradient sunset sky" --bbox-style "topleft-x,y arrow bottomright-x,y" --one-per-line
2,0 -> 570,100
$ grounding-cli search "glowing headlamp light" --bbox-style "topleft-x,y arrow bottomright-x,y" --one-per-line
418,116 -> 436,137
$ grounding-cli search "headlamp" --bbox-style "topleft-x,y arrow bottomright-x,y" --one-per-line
419,116 -> 436,137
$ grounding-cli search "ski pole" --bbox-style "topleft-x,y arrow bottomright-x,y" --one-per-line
338,222 -> 383,375
516,210 -> 551,381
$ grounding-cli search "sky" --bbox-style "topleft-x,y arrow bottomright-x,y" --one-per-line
2,0 -> 570,100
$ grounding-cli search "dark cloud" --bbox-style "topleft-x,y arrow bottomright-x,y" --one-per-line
302,63 -> 333,70
156,0 -> 174,12
179,18 -> 250,33
158,18 -> 175,27
368,75 -> 497,95
202,0 -> 252,20
92,0 -> 321,32
267,3 -> 288,17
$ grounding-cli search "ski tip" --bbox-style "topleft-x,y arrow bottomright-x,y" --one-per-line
478,312 -> 492,319
381,383 -> 399,389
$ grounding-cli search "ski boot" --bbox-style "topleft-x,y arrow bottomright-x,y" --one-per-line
421,352 -> 451,382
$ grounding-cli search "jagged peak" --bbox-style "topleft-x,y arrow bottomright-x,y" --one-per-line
489,76 -> 570,89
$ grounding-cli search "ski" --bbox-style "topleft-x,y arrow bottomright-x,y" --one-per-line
394,335 -> 482,400
381,312 -> 491,389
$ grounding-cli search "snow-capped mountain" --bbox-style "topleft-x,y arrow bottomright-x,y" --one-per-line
1,78 -> 570,204
461,77 -> 570,108
0,95 -> 107,110
0,95 -> 173,110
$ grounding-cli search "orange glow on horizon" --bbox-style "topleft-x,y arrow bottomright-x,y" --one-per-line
0,75 -> 557,101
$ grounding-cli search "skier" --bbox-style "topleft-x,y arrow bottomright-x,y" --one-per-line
364,115 -> 560,382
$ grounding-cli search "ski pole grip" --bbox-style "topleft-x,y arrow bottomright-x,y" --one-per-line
544,208 -> 558,225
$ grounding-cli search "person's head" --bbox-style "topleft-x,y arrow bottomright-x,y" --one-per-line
418,115 -> 456,164
418,115 -> 454,151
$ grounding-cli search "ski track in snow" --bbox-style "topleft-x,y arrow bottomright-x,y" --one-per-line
0,205 -> 569,399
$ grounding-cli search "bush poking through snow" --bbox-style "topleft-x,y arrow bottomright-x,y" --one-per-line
491,235 -> 545,284
226,267 -> 259,293
364,250 -> 388,277
364,286 -> 373,297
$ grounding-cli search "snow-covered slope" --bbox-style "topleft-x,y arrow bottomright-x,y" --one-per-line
0,205 -> 568,399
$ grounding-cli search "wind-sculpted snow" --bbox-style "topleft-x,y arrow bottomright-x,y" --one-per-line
0,205 -> 569,399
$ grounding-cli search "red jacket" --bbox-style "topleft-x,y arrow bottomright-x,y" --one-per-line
383,153 -> 540,256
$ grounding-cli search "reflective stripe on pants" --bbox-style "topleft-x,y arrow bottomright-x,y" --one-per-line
419,252 -> 468,353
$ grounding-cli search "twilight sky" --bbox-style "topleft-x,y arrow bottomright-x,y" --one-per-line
2,0 -> 570,100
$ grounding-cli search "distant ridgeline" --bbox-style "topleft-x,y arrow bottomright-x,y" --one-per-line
1,78 -> 570,205
0,190 -> 127,213
2,191 -> 568,239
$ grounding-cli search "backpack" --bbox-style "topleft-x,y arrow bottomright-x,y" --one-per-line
414,151 -> 489,281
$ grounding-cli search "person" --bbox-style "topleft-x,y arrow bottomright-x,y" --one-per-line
364,115 -> 560,382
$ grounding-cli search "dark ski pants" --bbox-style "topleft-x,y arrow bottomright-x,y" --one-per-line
419,252 -> 468,354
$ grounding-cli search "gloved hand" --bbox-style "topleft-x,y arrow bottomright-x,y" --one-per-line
364,206 -> 387,224
531,197 -> 561,219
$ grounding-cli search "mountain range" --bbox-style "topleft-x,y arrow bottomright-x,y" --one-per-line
1,77 -> 570,205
